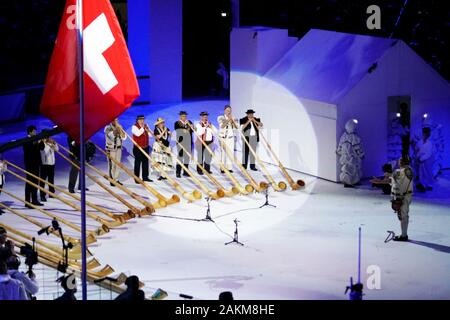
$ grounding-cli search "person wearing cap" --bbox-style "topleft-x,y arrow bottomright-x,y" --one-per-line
195,112 -> 214,174
104,118 -> 127,186
217,105 -> 238,173
132,115 -> 153,183
174,111 -> 194,178
152,118 -> 174,180
0,159 -> 7,215
239,109 -> 263,171
413,126 -> 434,192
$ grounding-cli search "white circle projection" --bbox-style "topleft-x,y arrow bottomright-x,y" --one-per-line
141,74 -> 319,241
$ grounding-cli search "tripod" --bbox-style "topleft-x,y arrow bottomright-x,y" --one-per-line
202,196 -> 214,222
259,187 -> 276,208
225,219 -> 244,246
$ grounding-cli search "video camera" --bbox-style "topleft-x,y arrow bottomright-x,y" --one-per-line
19,241 -> 38,271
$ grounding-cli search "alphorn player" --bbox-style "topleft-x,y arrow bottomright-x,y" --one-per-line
132,115 -> 153,183
67,136 -> 91,193
217,105 -> 238,173
23,125 -> 44,207
104,118 -> 127,186
39,136 -> 58,202
240,109 -> 263,171
174,111 -> 193,178
152,117 -> 174,181
195,112 -> 214,175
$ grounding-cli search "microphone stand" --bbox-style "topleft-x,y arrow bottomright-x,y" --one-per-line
202,196 -> 214,222
225,219 -> 244,246
50,219 -> 73,274
259,187 -> 276,208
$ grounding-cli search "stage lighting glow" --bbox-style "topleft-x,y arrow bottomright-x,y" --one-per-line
221,12 -> 227,17
423,113 -> 428,118
353,119 -> 358,124
396,113 -> 401,118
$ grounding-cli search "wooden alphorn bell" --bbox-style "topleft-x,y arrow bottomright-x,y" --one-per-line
0,188 -> 105,239
230,118 -> 287,191
186,122 -> 253,195
210,122 -> 268,192
174,139 -> 238,197
125,132 -> 202,202
56,143 -> 154,216
0,198 -> 96,249
0,222 -> 89,261
4,162 -> 122,229
252,121 -> 305,190
93,143 -> 180,208
149,127 -> 224,200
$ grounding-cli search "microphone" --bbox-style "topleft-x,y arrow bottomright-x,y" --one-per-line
51,218 -> 60,231
37,226 -> 51,236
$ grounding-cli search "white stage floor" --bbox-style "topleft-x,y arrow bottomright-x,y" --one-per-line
1,99 -> 449,300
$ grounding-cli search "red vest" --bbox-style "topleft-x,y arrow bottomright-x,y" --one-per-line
133,123 -> 149,148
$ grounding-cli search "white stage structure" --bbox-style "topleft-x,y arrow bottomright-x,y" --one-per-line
231,28 -> 450,182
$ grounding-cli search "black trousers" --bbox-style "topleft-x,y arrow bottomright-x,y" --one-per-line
39,165 -> 55,197
242,136 -> 258,169
133,146 -> 149,180
25,166 -> 39,203
68,161 -> 79,191
176,147 -> 190,175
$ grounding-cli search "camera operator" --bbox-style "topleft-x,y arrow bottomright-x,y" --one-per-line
6,255 -> 39,299
0,260 -> 27,300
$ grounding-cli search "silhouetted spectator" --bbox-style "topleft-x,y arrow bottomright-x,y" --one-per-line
115,275 -> 145,300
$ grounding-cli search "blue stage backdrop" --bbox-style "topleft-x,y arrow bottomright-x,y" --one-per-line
128,0 -> 182,105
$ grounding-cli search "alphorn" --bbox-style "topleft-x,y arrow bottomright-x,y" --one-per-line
4,163 -> 121,229
0,223 -> 89,260
252,122 -> 305,190
0,199 -> 95,248
0,188 -> 105,239
94,143 -> 180,207
228,119 -> 287,191
149,128 -> 224,200
125,132 -> 202,202
210,123 -> 268,192
186,122 -> 253,195
56,143 -> 154,216
174,140 -> 238,197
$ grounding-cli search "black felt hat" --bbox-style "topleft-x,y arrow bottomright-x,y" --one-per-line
200,111 -> 209,116
179,111 -> 188,115
245,109 -> 256,114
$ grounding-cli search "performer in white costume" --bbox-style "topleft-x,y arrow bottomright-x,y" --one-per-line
390,156 -> 414,241
413,126 -> 434,192
336,119 -> 365,187
104,118 -> 127,185
217,105 -> 238,173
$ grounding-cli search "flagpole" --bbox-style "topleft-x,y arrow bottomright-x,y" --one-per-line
76,0 -> 88,301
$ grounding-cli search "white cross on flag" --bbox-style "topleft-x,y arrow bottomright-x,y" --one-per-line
41,0 -> 139,142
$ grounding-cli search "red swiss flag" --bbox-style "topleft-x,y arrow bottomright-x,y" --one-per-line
41,0 -> 139,142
